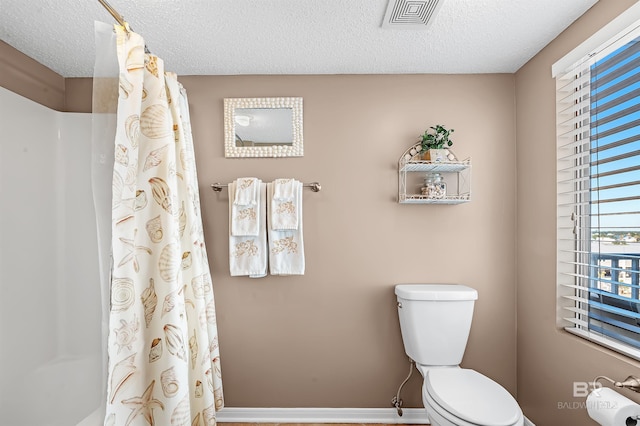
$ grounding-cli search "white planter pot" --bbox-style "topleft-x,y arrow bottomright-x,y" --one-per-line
424,149 -> 448,162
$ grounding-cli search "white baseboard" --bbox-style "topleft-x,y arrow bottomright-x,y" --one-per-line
215,407 -> 535,425
215,407 -> 430,424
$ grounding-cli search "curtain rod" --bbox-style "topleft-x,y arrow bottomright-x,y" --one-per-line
97,0 -> 127,29
211,182 -> 322,193
97,0 -> 152,52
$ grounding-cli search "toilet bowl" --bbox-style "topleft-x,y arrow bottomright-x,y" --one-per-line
420,367 -> 523,426
395,284 -> 524,426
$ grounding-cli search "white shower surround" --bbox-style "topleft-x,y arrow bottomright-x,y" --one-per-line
0,87 -> 102,425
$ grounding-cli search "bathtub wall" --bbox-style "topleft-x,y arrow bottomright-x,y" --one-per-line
0,87 -> 100,425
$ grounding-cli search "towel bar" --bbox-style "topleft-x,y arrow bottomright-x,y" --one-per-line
211,181 -> 321,192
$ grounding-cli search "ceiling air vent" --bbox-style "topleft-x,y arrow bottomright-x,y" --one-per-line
381,0 -> 444,30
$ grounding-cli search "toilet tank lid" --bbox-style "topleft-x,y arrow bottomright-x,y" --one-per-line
395,284 -> 478,301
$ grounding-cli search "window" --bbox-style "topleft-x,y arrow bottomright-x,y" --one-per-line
556,17 -> 640,359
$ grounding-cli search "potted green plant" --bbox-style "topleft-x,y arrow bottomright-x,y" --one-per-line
420,124 -> 454,162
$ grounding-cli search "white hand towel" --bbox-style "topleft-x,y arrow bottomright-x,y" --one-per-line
271,179 -> 300,230
229,181 -> 267,278
231,177 -> 260,236
273,178 -> 297,199
267,182 -> 305,275
234,177 -> 259,205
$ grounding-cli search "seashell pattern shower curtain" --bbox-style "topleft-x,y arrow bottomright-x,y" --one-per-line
104,24 -> 223,425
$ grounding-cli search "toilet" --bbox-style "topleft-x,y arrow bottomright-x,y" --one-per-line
395,284 -> 523,426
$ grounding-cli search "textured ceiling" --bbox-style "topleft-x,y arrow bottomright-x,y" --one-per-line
0,0 -> 598,78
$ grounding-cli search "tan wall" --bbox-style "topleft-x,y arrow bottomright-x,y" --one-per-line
0,42 -> 92,113
0,41 -> 65,111
175,74 -> 517,407
515,0 -> 640,424
65,78 -> 94,113
3,32 -> 518,410
8,0 -> 640,419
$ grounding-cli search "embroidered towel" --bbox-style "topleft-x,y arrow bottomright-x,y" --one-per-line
271,178 -> 300,230
231,177 -> 260,236
274,178 -> 297,199
267,181 -> 305,275
229,181 -> 267,278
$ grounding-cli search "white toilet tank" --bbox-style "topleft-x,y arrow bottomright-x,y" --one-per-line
395,284 -> 478,366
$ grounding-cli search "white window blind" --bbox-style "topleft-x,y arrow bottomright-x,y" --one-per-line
557,23 -> 640,359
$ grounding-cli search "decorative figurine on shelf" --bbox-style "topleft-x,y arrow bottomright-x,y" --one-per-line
420,124 -> 454,162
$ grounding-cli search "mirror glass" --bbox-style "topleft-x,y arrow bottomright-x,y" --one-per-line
224,97 -> 303,157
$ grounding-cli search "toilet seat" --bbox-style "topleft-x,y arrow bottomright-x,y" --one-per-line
425,368 -> 522,426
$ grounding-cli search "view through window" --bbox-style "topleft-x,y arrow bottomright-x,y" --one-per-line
587,33 -> 640,349
556,21 -> 640,358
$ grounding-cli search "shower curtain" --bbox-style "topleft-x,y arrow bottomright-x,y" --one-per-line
99,24 -> 223,425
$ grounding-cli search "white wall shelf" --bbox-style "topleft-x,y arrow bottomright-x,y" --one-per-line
398,143 -> 471,204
